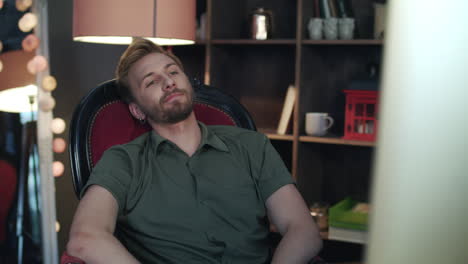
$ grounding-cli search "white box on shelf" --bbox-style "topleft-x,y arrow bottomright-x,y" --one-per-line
328,226 -> 367,244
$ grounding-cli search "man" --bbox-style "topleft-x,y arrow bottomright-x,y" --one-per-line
67,38 -> 322,263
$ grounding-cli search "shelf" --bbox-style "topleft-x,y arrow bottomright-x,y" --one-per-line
299,136 -> 375,147
260,129 -> 294,141
266,133 -> 294,141
211,39 -> 296,45
302,39 -> 383,45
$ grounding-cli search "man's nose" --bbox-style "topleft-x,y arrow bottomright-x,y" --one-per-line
162,76 -> 176,91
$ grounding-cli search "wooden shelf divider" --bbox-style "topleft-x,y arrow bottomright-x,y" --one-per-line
299,136 -> 375,147
266,133 -> 294,141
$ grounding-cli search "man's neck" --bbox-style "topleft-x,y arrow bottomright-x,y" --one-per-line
150,112 -> 201,157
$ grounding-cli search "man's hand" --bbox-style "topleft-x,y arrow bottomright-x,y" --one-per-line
266,184 -> 323,264
66,185 -> 140,264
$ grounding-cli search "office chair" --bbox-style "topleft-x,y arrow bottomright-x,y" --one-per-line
62,78 -> 256,264
62,79 -> 326,264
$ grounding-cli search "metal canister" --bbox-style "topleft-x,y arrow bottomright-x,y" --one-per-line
250,8 -> 273,40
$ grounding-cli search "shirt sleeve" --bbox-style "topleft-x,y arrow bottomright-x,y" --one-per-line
257,136 -> 296,202
80,146 -> 133,215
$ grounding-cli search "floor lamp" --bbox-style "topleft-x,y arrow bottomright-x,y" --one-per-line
0,50 -> 41,264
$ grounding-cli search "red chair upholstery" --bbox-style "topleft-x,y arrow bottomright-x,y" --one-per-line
62,79 -> 256,263
0,159 -> 16,244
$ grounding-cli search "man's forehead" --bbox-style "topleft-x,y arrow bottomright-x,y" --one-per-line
139,52 -> 176,69
130,53 -> 176,79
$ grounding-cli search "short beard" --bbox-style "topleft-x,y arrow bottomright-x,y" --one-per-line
142,88 -> 194,124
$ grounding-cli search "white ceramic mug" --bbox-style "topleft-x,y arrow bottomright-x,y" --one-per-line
307,18 -> 323,40
323,18 -> 338,40
338,18 -> 355,40
305,113 -> 334,136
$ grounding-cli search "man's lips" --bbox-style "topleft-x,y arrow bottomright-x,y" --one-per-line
163,92 -> 184,103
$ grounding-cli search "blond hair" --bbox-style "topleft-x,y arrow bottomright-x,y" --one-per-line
115,38 -> 184,103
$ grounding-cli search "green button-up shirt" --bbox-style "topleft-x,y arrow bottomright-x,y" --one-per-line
82,122 -> 294,263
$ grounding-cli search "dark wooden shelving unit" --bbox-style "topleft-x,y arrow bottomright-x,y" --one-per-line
175,0 -> 381,262
211,39 -> 296,45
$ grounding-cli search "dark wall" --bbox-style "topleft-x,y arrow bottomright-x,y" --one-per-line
48,0 -> 127,254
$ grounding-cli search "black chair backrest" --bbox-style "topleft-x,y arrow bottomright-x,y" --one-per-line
69,79 -> 256,198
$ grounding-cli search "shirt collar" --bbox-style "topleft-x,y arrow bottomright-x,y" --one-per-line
198,122 -> 229,152
150,130 -> 169,151
149,121 -> 229,153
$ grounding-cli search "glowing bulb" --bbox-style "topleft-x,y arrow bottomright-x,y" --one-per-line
27,55 -> 48,74
42,75 -> 57,92
18,13 -> 38,32
22,34 -> 40,52
55,221 -> 60,232
53,161 -> 64,177
16,0 -> 32,12
51,118 -> 66,134
53,138 -> 66,153
38,94 -> 55,112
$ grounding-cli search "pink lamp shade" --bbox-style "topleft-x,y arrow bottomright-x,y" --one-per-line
0,50 -> 35,92
73,0 -> 196,45
0,50 -> 37,113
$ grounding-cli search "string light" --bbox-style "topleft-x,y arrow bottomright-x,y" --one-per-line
52,161 -> 64,177
41,75 -> 57,92
16,0 -> 33,12
22,34 -> 40,52
38,94 -> 56,112
52,138 -> 66,153
18,12 -> 38,32
6,0 -> 68,183
27,55 -> 48,74
51,118 -> 66,134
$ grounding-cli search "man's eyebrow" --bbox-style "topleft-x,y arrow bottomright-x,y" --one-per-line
139,63 -> 178,86
140,71 -> 154,86
165,63 -> 177,69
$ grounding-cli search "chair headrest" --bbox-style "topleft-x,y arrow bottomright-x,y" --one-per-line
89,100 -> 237,167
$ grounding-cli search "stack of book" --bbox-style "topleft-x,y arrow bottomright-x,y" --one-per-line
328,198 -> 369,244
313,0 -> 354,18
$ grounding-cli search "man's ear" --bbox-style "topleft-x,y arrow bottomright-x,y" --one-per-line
128,103 -> 146,121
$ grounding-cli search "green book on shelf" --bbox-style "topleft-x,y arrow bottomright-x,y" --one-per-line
328,0 -> 338,17
319,0 -> 331,18
335,0 -> 348,18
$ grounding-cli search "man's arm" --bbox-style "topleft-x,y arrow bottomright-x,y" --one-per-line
266,184 -> 323,264
66,185 -> 140,264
